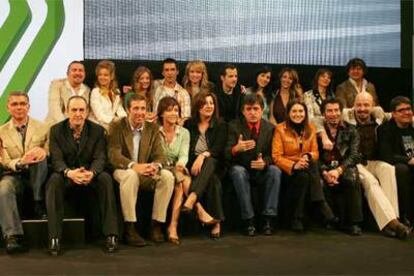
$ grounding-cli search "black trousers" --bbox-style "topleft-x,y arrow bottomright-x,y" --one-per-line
46,172 -> 119,239
285,161 -> 333,222
394,163 -> 414,221
190,157 -> 224,221
324,166 -> 363,225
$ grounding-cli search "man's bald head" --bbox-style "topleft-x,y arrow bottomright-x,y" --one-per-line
354,92 -> 374,122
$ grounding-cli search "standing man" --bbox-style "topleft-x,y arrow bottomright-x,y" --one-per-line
46,96 -> 119,255
335,57 -> 378,108
343,92 -> 410,239
153,58 -> 191,122
226,94 -> 281,236
215,64 -> 244,122
108,94 -> 174,246
44,60 -> 90,126
378,96 -> 414,227
0,91 -> 49,254
319,98 -> 364,235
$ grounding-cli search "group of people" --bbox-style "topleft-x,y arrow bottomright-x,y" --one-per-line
0,57 -> 413,257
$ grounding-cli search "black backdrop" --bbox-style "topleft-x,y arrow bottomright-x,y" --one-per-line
84,59 -> 412,111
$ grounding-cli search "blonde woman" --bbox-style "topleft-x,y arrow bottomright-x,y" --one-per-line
90,60 -> 126,130
182,60 -> 215,99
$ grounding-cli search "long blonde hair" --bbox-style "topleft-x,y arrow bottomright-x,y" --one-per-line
182,60 -> 210,96
95,60 -> 118,96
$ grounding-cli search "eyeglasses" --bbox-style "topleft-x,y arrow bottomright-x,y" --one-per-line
395,107 -> 413,113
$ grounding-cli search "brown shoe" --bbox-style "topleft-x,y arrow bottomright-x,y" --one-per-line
150,220 -> 165,243
124,222 -> 147,247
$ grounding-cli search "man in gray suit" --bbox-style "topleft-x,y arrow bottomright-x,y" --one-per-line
0,91 -> 49,254
108,94 -> 174,246
44,60 -> 90,126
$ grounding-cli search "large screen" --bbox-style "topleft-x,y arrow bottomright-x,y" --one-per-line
85,0 -> 400,67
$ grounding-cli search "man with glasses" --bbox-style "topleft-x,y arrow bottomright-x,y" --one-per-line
0,91 -> 49,254
378,96 -> 414,228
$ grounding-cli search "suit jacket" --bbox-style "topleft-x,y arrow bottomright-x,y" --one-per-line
49,119 -> 106,174
184,117 -> 227,167
272,122 -> 319,175
335,79 -> 378,108
378,118 -> 414,165
0,117 -> 49,171
225,117 -> 274,169
44,79 -> 90,126
108,117 -> 166,169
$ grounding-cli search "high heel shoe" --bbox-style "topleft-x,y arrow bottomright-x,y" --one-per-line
167,230 -> 180,246
181,206 -> 193,214
201,218 -> 220,226
168,235 -> 180,245
210,231 -> 221,240
210,223 -> 221,240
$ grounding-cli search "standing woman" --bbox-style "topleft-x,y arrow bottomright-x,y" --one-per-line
157,97 -> 191,245
182,92 -> 226,239
90,60 -> 126,131
130,66 -> 157,122
272,100 -> 336,232
245,66 -> 274,121
271,68 -> 303,125
303,68 -> 335,149
182,60 -> 215,100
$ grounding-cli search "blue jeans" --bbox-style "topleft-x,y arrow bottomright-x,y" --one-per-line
229,165 -> 281,220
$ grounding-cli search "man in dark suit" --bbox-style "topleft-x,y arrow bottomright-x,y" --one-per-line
226,94 -> 282,236
108,94 -> 174,246
46,96 -> 119,255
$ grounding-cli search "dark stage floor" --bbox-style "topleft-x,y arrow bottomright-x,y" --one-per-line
2,228 -> 414,275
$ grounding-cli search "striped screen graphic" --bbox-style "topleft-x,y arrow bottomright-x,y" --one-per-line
84,0 -> 400,68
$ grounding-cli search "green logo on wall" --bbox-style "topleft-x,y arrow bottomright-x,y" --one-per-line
0,0 -> 65,123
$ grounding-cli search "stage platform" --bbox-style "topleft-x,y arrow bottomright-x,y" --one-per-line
1,229 -> 414,275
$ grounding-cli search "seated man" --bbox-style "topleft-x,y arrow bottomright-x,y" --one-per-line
319,98 -> 363,235
46,96 -> 119,255
44,60 -> 90,126
343,92 -> 410,239
378,96 -> 414,227
226,94 -> 282,236
0,91 -> 49,254
108,94 -> 174,246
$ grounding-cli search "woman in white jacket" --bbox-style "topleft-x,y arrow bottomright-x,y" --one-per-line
89,60 -> 126,131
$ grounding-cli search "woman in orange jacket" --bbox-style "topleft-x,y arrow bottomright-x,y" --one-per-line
272,100 -> 336,232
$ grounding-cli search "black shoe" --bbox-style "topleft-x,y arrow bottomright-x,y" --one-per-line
105,235 -> 118,253
5,235 -> 25,254
400,217 -> 412,228
34,201 -> 47,220
262,218 -> 274,236
48,238 -> 61,256
348,225 -> 362,236
291,219 -> 305,233
394,222 -> 411,240
243,219 -> 256,236
325,216 -> 339,230
381,225 -> 397,238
